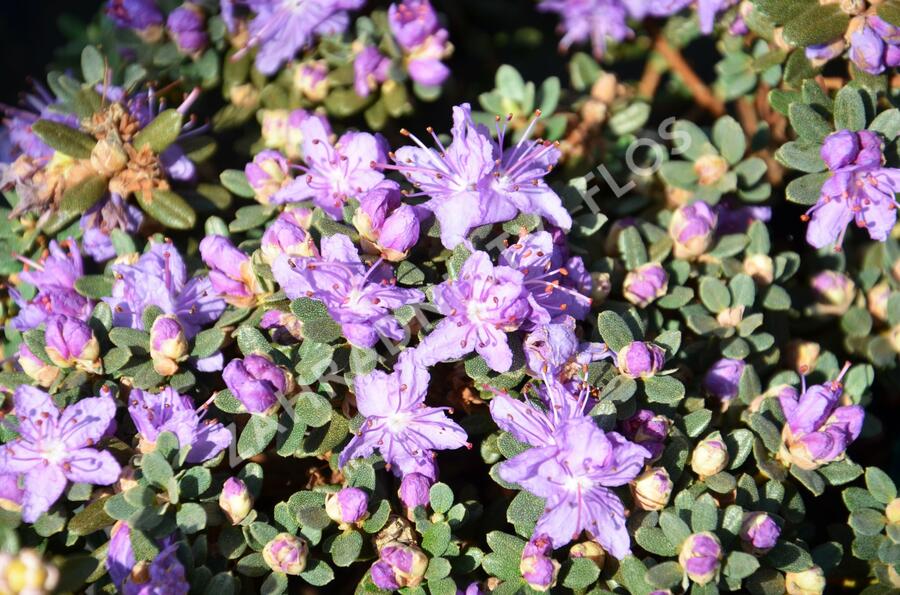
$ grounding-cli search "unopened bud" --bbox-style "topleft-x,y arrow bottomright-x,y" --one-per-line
691,435 -> 729,478
678,532 -> 722,586
262,533 -> 308,575
325,487 -> 369,525
150,315 -> 189,376
219,477 -> 253,525
785,565 -> 826,595
632,467 -> 673,511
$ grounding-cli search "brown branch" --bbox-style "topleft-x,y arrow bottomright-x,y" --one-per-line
637,59 -> 662,101
652,35 -> 726,117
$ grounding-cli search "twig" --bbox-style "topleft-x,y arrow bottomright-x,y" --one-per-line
652,35 -> 726,117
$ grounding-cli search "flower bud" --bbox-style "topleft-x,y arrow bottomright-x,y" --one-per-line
17,343 -> 60,388
167,3 -> 208,56
623,263 -> 668,308
326,487 -> 369,525
867,282 -> 891,322
261,209 -> 317,264
632,467 -> 673,511
620,409 -> 670,460
617,341 -> 665,379
378,205 -> 421,262
691,435 -> 729,478
519,535 -> 559,592
569,541 -> 605,567
702,358 -> 745,402
219,477 -> 253,525
678,532 -> 722,586
294,61 -> 329,102
245,150 -> 292,205
669,202 -> 717,259
399,472 -> 432,510
223,354 -> 294,414
354,182 -> 420,261
262,533 -> 308,575
716,305 -> 744,328
0,549 -> 59,595
785,340 -> 821,374
150,315 -> 189,376
740,512 -> 781,554
603,217 -> 636,256
44,315 -> 101,374
375,515 -> 416,550
199,235 -> 262,307
590,272 -> 612,303
371,542 -> 429,590
106,0 -> 164,41
90,137 -> 128,177
693,154 -> 729,186
0,474 -> 24,513
811,271 -> 855,315
744,254 -> 774,285
785,565 -> 826,595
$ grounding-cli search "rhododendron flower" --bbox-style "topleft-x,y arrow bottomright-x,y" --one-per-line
12,238 -> 91,331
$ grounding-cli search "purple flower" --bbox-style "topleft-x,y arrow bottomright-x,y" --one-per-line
167,3 -> 208,55
522,318 -> 611,382
106,241 -> 225,337
271,115 -> 386,219
623,263 -> 668,308
44,315 -> 101,373
219,477 -> 253,524
260,108 -> 330,160
106,0 -> 164,35
415,251 -> 531,372
223,354 -> 294,414
631,467 -> 673,511
80,193 -> 145,262
128,387 -> 232,463
845,17 -> 900,75
679,532 -> 722,585
261,209 -> 317,263
272,234 -> 424,348
200,235 -> 262,308
499,416 -> 650,556
519,534 -> 560,591
406,31 -> 451,86
354,46 -> 391,98
352,181 -> 422,261
779,365 -> 864,470
246,150 -> 293,205
538,0 -> 633,59
811,270 -> 856,315
389,0 -> 439,49
669,201 -> 717,259
499,232 -> 592,326
703,358 -> 745,402
149,315 -> 189,376
714,199 -> 772,235
804,130 -> 900,249
740,512 -> 781,553
696,0 -> 737,34
244,0 -> 366,75
398,472 -> 432,508
616,341 -> 666,379
381,104 -> 571,249
1,82 -> 78,162
263,533 -> 308,575
339,350 -> 468,479
0,474 -> 24,513
12,238 -> 91,331
107,521 -> 136,589
325,487 -> 369,524
120,542 -> 189,595
0,386 -> 120,522
371,542 -> 429,589
295,60 -> 330,101
620,409 -> 670,460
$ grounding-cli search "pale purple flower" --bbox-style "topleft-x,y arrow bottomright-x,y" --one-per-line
246,150 -> 292,205
44,315 -> 101,372
499,232 -> 592,326
354,46 -> 391,98
371,542 -> 429,590
703,358 -> 745,402
804,130 -> 900,249
679,532 -> 722,585
381,103 -> 571,249
106,522 -> 136,589
219,477 -> 253,524
167,4 -> 208,55
106,241 -> 225,337
669,201 -> 717,259
200,235 -> 262,308
106,0 -> 164,33
271,115 -> 386,219
406,31 -> 451,86
0,474 -> 24,512
124,543 -> 189,595
272,234 -> 424,348
522,318 -> 611,381
520,534 -> 559,590
498,415 -> 650,556
244,0 -> 366,76
352,181 -> 422,261
12,238 -> 91,331
325,487 -> 369,523
740,512 -> 781,553
0,386 -> 120,522
339,350 -> 469,479
623,262 -> 668,307
223,354 -> 293,414
398,472 -> 432,508
388,0 -> 439,49
696,0 -> 737,34
261,209 -> 317,263
0,82 -> 77,162
128,387 -> 232,463
714,198 -> 771,235
779,364 -> 864,470
616,341 -> 665,379
80,193 -> 145,262
538,0 -> 633,59
415,251 -> 531,372
619,409 -> 670,460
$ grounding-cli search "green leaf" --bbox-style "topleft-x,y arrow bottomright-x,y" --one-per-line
74,275 -> 113,299
790,465 -> 825,496
788,103 -> 833,143
293,392 -> 332,427
68,496 -> 114,536
220,169 -> 256,198
646,561 -> 683,588
176,502 -> 207,534
659,510 -> 691,547
109,327 -> 150,350
849,508 -> 886,536
290,298 -> 342,343
299,559 -> 334,586
766,541 -> 814,572
782,4 -> 850,47
879,0 -> 900,26
834,86 -> 867,131
713,116 -> 747,165
635,527 -> 678,556
775,141 -> 826,173
192,328 -> 226,358
429,483 -> 454,514
683,409 -> 713,438
725,551 -> 760,580
81,45 -> 105,86
141,451 -> 174,487
330,530 -> 363,567
785,172 -> 829,205
237,414 -> 279,459
561,558 -> 601,589
596,311 -> 633,352
295,341 -> 335,386
496,65 -> 526,103
699,277 -> 731,313
865,467 -> 897,504
133,109 -> 183,153
691,494 -> 719,532
236,326 -> 271,356
422,522 -> 451,556
32,119 -> 96,159
644,375 -> 685,404
620,226 -> 648,270
60,175 -> 108,213
138,188 -> 197,230
819,458 -> 863,486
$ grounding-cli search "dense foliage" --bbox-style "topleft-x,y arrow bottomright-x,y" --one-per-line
2,0 -> 900,593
